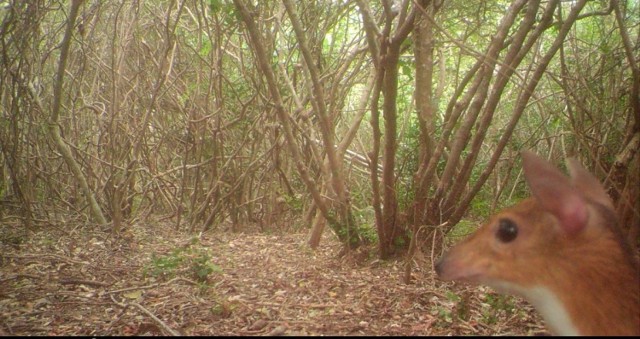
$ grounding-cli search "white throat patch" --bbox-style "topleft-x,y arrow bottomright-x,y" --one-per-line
488,281 -> 581,336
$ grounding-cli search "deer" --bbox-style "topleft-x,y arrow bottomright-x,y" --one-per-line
435,151 -> 639,336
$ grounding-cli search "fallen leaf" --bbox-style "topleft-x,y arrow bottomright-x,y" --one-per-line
123,290 -> 142,299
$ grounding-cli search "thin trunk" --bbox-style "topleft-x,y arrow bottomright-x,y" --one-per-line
449,0 -> 589,224
45,0 -> 107,226
431,0 -> 528,215
233,0 -> 344,241
444,0 -> 545,211
283,0 -> 360,248
406,0 -> 439,282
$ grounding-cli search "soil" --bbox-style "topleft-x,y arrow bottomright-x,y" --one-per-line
0,218 -> 548,336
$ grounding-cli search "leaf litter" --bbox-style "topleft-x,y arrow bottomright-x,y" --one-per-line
0,219 -> 548,336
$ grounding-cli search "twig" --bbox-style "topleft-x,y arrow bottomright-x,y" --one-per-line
2,320 -> 13,335
130,301 -> 181,336
254,301 -> 333,309
105,276 -> 197,294
4,253 -> 90,265
266,325 -> 287,336
108,294 -> 180,336
0,274 -> 40,283
59,279 -> 111,287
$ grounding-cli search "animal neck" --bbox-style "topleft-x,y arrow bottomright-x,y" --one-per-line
525,235 -> 639,336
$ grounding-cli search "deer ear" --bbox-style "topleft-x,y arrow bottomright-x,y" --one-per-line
566,157 -> 614,210
521,151 -> 588,235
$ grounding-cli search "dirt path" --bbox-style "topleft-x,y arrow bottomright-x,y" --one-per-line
0,220 -> 547,335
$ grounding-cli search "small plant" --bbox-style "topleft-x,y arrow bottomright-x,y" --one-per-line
210,302 -> 232,318
190,252 -> 222,282
144,240 -> 222,282
283,193 -> 303,213
432,305 -> 453,324
470,196 -> 492,219
445,290 -> 461,303
480,293 -> 516,325
447,220 -> 477,245
481,308 -> 499,325
432,291 -> 459,324
145,249 -> 184,279
485,293 -> 516,315
358,224 -> 378,244
392,234 -> 406,248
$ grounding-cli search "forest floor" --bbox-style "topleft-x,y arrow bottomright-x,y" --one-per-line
0,218 -> 548,336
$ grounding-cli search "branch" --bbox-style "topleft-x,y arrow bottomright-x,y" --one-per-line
232,0 -> 336,226
130,301 -> 181,336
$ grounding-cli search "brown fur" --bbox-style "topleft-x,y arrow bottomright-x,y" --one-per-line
435,152 -> 640,335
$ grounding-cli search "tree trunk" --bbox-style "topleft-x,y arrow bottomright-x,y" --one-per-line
283,0 -> 361,249
45,0 -> 107,226
233,0 -> 358,248
359,0 -> 416,259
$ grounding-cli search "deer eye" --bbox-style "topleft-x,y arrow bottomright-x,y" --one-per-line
496,218 -> 518,243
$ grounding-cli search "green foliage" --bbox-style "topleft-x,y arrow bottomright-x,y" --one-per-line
327,210 -> 364,247
283,193 -> 303,213
392,234 -> 406,248
399,58 -> 414,81
480,293 -> 516,325
210,300 -> 235,318
353,205 -> 374,225
208,0 -> 222,13
146,249 -> 184,279
435,305 -> 453,324
447,219 -> 477,244
191,251 -> 223,282
144,239 -> 222,282
431,290 -> 460,325
210,303 -> 225,315
353,206 -> 377,243
445,290 -> 461,303
469,196 -> 492,219
433,290 -> 517,328
484,293 -> 516,314
396,117 -> 421,210
358,224 -> 378,244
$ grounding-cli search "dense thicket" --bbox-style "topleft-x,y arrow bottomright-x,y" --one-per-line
1,0 -> 638,257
